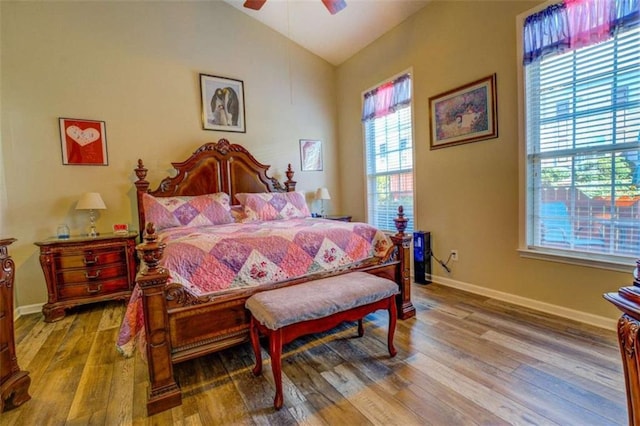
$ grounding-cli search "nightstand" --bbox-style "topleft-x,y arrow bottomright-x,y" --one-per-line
35,232 -> 138,322
323,215 -> 352,222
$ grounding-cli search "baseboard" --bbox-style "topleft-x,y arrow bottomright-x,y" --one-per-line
421,274 -> 618,331
14,303 -> 44,321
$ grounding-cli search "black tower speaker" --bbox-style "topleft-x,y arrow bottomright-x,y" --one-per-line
413,231 -> 431,284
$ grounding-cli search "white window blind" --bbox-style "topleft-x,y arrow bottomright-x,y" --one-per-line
525,25 -> 640,259
364,103 -> 414,233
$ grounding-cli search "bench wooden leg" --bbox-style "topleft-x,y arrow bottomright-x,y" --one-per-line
268,329 -> 284,410
388,296 -> 398,357
357,319 -> 364,337
250,316 -> 263,376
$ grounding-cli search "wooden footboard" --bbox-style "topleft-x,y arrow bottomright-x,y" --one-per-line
135,213 -> 413,415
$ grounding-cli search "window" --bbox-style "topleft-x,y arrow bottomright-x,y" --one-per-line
362,73 -> 414,233
523,2 -> 640,263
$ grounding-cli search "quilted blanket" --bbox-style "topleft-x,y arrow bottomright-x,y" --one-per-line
117,218 -> 393,357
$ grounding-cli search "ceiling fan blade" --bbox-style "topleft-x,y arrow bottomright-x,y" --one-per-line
243,0 -> 267,11
321,0 -> 347,15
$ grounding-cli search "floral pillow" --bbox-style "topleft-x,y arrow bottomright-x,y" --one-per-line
142,192 -> 234,230
235,192 -> 311,221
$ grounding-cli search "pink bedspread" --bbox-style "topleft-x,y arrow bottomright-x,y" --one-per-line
117,218 -> 393,357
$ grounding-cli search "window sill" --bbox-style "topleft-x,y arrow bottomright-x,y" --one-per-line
518,247 -> 637,273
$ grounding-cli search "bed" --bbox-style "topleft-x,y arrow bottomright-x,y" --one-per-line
123,138 -> 415,414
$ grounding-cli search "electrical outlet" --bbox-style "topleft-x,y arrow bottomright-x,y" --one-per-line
451,250 -> 459,261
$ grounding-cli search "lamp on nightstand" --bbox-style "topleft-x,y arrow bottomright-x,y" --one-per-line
315,187 -> 331,217
76,192 -> 106,237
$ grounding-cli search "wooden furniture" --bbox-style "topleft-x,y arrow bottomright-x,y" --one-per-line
133,138 -> 414,415
35,232 -> 138,322
0,238 -> 31,412
246,271 -> 397,410
604,258 -> 640,426
324,215 -> 352,222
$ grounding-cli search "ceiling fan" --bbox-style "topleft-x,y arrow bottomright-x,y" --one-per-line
243,0 -> 347,15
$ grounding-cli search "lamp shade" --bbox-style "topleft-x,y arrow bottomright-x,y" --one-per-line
76,192 -> 106,210
315,187 -> 331,200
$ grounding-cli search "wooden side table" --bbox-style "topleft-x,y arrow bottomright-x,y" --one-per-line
0,238 -> 31,412
603,258 -> 640,426
323,215 -> 352,222
35,232 -> 138,322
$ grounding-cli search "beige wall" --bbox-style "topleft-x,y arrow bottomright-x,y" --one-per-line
1,1 -> 337,307
336,0 -> 632,322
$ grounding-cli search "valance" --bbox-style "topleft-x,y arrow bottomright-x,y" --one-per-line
523,0 -> 639,65
361,74 -> 411,122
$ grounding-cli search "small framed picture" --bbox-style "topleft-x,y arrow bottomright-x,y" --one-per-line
300,139 -> 323,171
59,118 -> 108,165
200,74 -> 246,133
112,223 -> 129,235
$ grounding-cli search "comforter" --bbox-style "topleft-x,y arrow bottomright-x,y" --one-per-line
117,218 -> 393,356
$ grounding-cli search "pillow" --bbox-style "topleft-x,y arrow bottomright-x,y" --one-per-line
142,192 -> 234,230
235,192 -> 311,221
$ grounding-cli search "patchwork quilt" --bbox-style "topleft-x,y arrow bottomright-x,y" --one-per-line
117,218 -> 393,357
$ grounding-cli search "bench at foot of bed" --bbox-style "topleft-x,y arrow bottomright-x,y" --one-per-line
245,271 -> 399,410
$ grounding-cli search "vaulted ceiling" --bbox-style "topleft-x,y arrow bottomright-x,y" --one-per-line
223,0 -> 430,66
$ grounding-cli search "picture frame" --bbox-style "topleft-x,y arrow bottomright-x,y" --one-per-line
300,139 -> 323,171
200,73 -> 246,133
429,74 -> 498,150
59,118 -> 108,165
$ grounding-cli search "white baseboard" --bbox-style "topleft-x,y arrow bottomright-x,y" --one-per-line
14,303 -> 44,321
422,274 -> 618,331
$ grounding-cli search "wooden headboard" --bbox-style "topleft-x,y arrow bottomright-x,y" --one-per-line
133,139 -> 297,237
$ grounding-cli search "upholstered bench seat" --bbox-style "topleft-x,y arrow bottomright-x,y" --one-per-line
245,271 -> 399,409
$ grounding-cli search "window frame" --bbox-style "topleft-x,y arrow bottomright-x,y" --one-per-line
516,3 -> 639,272
362,69 -> 417,234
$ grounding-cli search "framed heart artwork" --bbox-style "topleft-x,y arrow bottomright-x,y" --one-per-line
58,118 -> 108,165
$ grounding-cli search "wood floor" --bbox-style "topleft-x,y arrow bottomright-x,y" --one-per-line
1,283 -> 628,425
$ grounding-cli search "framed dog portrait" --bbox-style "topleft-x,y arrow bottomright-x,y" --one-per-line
200,74 -> 246,133
59,118 -> 108,165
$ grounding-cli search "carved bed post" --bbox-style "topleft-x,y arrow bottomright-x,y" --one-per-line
136,224 -> 182,415
391,206 -> 415,320
603,258 -> 640,426
284,164 -> 297,192
134,159 -> 150,241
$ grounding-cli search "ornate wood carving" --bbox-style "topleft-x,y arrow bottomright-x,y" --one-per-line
0,238 -> 31,412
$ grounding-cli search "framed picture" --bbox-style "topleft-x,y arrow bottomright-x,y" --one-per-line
59,118 -> 108,165
200,73 -> 246,133
300,139 -> 323,171
429,74 -> 498,150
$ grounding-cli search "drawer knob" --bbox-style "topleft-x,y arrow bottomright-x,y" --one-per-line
83,255 -> 99,265
84,270 -> 101,279
86,285 -> 102,294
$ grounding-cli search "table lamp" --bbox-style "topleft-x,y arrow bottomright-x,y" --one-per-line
76,192 -> 106,237
315,187 -> 331,217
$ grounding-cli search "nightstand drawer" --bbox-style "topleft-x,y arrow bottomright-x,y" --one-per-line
55,248 -> 126,269
58,264 -> 128,285
58,277 -> 130,299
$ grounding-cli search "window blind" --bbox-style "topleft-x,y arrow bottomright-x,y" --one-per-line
525,24 -> 640,258
364,104 -> 414,233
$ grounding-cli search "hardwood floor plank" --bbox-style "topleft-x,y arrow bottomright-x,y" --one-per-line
406,352 -> 557,425
3,283 -> 627,425
482,329 -> 623,390
321,363 -> 424,425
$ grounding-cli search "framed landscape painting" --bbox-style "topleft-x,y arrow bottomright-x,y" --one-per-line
200,73 -> 246,133
429,74 -> 498,150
